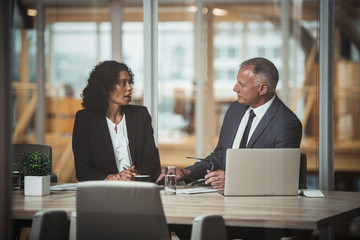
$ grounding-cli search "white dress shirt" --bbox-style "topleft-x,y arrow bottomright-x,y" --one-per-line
232,95 -> 276,148
106,115 -> 132,172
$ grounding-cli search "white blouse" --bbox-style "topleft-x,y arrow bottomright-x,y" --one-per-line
106,115 -> 132,172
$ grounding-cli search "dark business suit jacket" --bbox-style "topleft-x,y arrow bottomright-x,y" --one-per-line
187,95 -> 302,180
72,105 -> 161,182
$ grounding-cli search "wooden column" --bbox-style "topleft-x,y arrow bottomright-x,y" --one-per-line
18,30 -> 29,123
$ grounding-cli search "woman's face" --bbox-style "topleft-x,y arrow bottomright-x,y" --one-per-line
108,70 -> 133,106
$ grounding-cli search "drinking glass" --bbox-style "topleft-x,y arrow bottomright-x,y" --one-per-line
12,163 -> 21,190
164,166 -> 177,195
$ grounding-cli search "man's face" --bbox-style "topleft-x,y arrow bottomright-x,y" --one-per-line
233,66 -> 262,108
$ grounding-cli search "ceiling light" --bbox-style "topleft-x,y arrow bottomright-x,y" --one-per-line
27,9 -> 37,17
187,6 -> 197,13
212,8 -> 228,16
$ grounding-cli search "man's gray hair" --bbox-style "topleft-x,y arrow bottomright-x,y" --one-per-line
239,57 -> 279,92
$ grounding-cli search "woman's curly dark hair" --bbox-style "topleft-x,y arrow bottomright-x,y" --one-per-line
81,60 -> 134,114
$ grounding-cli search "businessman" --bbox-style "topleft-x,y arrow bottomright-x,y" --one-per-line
157,57 -> 302,189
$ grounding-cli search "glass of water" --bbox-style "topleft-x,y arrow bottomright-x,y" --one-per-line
164,166 -> 177,195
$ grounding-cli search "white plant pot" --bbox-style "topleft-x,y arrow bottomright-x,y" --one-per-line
24,175 -> 50,196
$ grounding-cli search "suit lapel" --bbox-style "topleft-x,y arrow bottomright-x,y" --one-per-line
220,102 -> 247,169
91,113 -> 117,170
227,102 -> 247,148
247,96 -> 280,148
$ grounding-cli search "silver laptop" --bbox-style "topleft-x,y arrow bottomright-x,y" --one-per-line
223,148 -> 300,196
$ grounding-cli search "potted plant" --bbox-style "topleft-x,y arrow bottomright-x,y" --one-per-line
18,151 -> 51,196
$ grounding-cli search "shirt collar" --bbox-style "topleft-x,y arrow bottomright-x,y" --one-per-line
250,95 -> 276,118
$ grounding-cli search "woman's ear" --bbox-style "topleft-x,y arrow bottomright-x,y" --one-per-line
258,82 -> 269,96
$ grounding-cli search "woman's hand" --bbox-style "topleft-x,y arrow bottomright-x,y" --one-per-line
105,166 -> 138,181
105,174 -> 121,181
119,166 -> 137,180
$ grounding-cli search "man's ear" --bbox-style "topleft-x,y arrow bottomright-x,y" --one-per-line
258,82 -> 269,96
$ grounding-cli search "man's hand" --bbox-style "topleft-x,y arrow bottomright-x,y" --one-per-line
205,170 -> 225,189
156,168 -> 190,184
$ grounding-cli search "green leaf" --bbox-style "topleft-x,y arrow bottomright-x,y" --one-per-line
18,151 -> 51,176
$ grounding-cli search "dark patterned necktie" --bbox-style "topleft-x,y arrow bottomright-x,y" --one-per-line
239,109 -> 256,148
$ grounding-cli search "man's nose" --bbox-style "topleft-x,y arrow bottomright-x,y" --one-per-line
233,83 -> 238,92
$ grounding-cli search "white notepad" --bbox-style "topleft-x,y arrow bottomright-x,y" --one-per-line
300,189 -> 326,198
175,187 -> 219,194
50,183 -> 77,191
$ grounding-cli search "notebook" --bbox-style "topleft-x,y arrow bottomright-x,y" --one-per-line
223,148 -> 300,196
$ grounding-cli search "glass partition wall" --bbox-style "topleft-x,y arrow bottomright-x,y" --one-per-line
9,0 -> 360,239
157,0 -> 323,189
11,0 -> 360,192
12,2 -> 145,183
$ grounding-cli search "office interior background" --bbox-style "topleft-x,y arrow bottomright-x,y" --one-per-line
7,0 -> 360,188
1,0 -> 360,237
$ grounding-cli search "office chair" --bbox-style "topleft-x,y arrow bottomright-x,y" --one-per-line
75,181 -> 170,240
29,210 -> 69,240
299,153 -> 307,189
190,214 -> 227,240
13,144 -> 57,183
69,212 -> 76,240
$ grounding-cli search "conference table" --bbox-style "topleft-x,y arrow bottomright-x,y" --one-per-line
12,188 -> 360,239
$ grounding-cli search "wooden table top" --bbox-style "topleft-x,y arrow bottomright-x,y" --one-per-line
12,189 -> 360,231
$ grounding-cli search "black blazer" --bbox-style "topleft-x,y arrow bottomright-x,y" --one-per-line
72,105 -> 161,182
187,95 -> 303,180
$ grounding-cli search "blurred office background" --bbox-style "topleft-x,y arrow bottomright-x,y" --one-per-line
2,0 -> 360,239
8,0 -> 360,190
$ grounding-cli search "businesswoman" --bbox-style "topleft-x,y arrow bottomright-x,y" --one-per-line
72,60 -> 161,182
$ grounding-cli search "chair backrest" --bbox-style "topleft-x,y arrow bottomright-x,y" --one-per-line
69,212 -> 76,240
76,181 -> 170,240
29,210 -> 69,240
299,153 -> 307,189
191,214 -> 227,240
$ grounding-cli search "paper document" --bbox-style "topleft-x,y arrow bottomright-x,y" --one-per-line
176,187 -> 220,194
50,183 -> 77,191
299,189 -> 326,198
